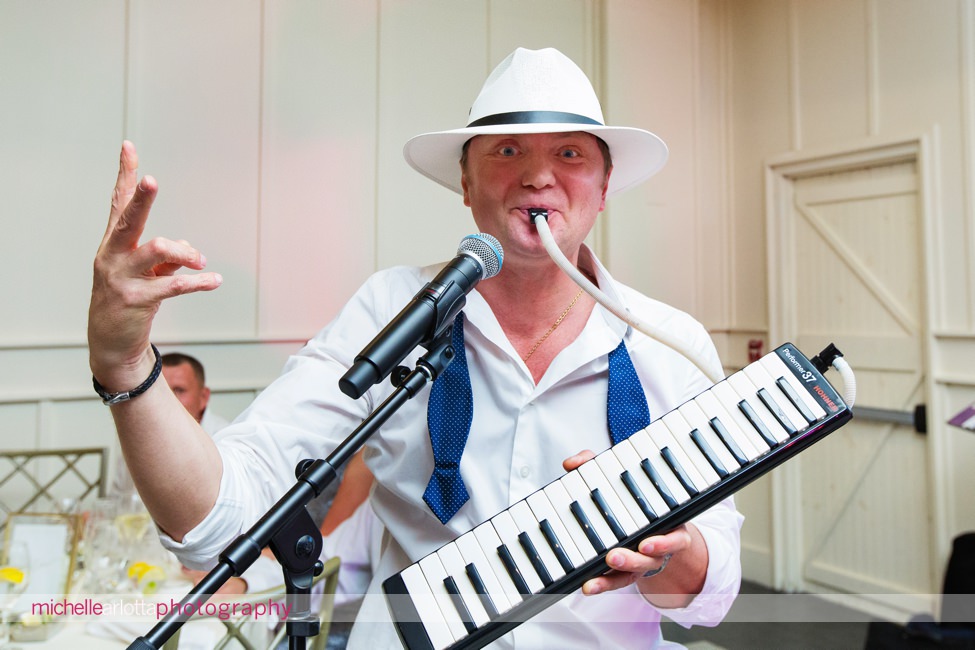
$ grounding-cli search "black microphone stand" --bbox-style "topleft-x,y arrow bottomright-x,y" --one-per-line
127,329 -> 458,650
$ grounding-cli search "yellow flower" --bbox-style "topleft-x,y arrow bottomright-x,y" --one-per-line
128,561 -> 166,594
127,561 -> 150,580
138,567 -> 166,595
0,566 -> 25,585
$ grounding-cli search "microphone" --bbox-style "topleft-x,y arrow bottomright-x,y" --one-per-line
339,234 -> 504,399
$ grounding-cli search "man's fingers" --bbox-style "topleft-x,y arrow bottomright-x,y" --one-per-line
152,262 -> 183,278
139,272 -> 224,305
636,525 -> 692,557
582,527 -> 694,595
112,141 -> 139,211
103,173 -> 158,254
562,449 -> 596,472
89,143 -> 222,383
607,547 -> 665,574
163,271 -> 223,298
105,175 -> 159,253
153,239 -> 196,275
98,237 -> 221,307
582,568 -> 638,595
105,141 -> 140,235
582,548 -> 668,595
128,236 -> 208,275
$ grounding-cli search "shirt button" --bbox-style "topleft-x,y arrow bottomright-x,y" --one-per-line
519,466 -> 531,478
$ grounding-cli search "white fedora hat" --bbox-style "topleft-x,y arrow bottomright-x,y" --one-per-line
403,47 -> 668,197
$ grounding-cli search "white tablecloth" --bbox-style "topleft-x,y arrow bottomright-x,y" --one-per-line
12,617 -> 231,649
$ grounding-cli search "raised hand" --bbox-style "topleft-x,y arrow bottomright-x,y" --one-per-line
88,141 -> 222,390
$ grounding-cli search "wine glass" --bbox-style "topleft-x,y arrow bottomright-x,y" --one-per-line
79,497 -> 121,592
114,493 -> 160,594
0,540 -> 31,646
115,510 -> 151,546
84,517 -> 127,593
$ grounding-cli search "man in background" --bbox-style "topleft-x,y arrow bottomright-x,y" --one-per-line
159,352 -> 229,434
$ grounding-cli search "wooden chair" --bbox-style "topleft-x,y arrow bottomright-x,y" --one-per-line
163,555 -> 341,650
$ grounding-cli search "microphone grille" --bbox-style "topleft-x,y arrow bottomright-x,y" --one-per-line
459,233 -> 504,279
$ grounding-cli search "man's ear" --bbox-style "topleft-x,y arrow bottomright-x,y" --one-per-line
599,166 -> 613,211
202,386 -> 211,407
461,170 -> 471,207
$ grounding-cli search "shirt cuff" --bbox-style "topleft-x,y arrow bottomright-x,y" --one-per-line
651,500 -> 744,628
157,475 -> 248,571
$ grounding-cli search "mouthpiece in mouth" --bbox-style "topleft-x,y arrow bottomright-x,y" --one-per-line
528,208 -> 549,223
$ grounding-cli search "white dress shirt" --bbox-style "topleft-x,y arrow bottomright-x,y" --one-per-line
200,408 -> 231,436
163,246 -> 743,649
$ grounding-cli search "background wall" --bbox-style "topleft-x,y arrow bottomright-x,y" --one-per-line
0,0 -> 606,457
720,0 -> 975,618
2,0 -> 973,621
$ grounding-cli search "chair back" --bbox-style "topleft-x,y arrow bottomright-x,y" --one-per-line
0,447 -> 108,533
163,555 -> 342,650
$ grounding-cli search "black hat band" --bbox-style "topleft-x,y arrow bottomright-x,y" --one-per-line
467,110 -> 603,128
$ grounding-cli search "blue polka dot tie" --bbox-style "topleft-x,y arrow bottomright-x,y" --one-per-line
607,339 -> 652,444
424,321 -> 651,524
424,314 -> 473,524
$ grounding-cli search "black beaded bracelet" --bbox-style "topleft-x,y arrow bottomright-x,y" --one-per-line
92,344 -> 163,405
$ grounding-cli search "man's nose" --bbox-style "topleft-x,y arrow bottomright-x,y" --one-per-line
520,153 -> 556,189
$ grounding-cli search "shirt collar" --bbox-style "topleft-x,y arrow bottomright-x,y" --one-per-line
461,244 -> 631,384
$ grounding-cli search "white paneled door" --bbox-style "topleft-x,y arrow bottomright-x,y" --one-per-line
767,140 -> 935,618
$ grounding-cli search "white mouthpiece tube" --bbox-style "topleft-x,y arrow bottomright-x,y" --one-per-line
531,212 -> 724,384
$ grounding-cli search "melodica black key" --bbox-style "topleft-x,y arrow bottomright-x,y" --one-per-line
384,343 -> 853,650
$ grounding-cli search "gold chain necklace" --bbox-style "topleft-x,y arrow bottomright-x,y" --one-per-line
523,289 -> 585,362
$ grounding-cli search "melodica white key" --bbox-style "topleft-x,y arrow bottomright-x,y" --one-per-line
471,521 -> 525,606
677,400 -> 741,476
396,564 -> 455,650
489,510 -> 544,596
525,488 -> 587,571
758,349 -> 827,424
558,470 -> 616,554
637,418 -> 709,496
507,500 -> 567,585
660,410 -> 721,488
605,438 -> 672,521
727,371 -> 791,445
576,457 -> 641,538
541,479 -> 599,563
742,362 -> 808,434
419,553 -> 469,642
437,544 -> 491,632
692,390 -> 763,463
453,529 -> 513,617
385,343 -> 854,650
625,425 -> 693,506
593,444 -> 658,526
709,379 -> 774,455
